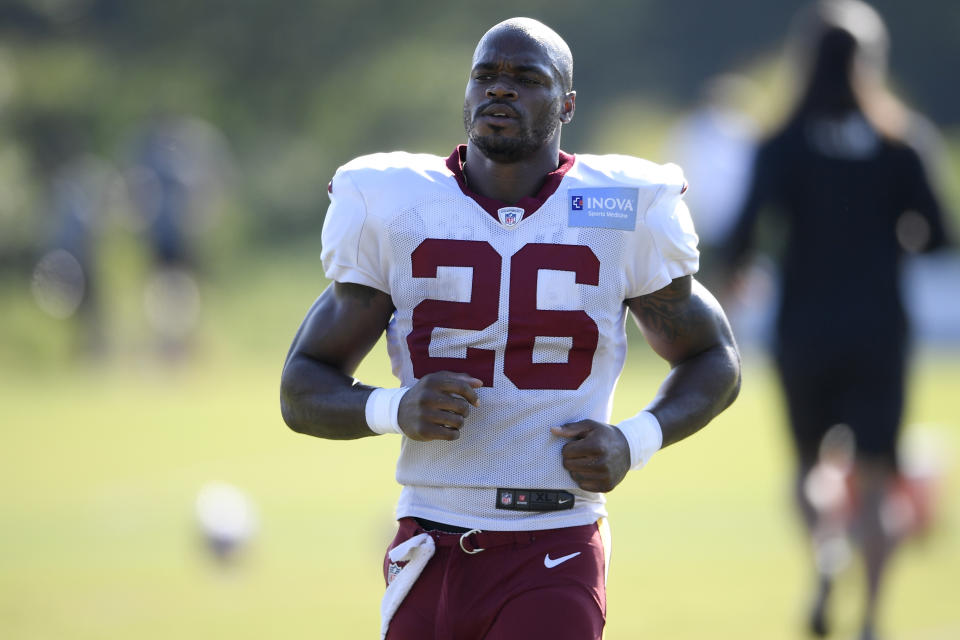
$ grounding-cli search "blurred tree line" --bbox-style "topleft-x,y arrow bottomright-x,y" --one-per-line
0,0 -> 957,265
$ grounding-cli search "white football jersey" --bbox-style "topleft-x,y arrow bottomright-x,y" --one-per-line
321,146 -> 699,531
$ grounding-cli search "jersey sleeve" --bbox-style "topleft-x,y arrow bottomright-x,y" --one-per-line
626,166 -> 700,298
320,168 -> 391,294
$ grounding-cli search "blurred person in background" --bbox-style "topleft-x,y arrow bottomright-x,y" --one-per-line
664,73 -> 758,292
723,2 -> 954,639
664,74 -> 776,348
126,113 -> 231,359
32,154 -> 116,358
281,17 -> 740,640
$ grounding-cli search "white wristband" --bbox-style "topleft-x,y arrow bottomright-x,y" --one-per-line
365,387 -> 410,435
614,410 -> 663,470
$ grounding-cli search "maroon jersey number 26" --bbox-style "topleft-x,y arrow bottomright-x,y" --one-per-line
407,238 -> 600,390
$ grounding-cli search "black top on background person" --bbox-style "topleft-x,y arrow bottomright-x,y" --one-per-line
726,5 -> 951,352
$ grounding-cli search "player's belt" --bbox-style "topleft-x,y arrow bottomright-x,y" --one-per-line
495,488 -> 575,512
406,517 -> 593,555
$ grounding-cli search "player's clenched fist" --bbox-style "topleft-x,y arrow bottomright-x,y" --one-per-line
551,420 -> 631,493
397,371 -> 483,441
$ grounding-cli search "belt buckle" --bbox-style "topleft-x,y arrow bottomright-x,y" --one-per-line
459,529 -> 485,554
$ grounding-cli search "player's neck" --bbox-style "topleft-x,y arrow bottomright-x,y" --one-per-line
463,142 -> 560,205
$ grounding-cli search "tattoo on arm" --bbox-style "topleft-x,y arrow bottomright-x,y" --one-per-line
628,277 -> 741,445
631,278 -> 691,343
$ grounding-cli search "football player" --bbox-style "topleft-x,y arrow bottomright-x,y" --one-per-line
281,17 -> 741,640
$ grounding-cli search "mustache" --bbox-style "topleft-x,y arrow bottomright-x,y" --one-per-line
475,100 -> 521,119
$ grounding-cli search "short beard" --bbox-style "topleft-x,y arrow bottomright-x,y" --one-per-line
463,103 -> 561,163
467,131 -> 540,163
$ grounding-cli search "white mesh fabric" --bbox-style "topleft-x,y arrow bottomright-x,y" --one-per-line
321,151 -> 699,531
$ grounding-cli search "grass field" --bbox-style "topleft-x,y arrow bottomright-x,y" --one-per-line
1,244 -> 958,639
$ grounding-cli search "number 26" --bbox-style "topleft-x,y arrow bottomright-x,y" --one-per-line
406,239 -> 600,390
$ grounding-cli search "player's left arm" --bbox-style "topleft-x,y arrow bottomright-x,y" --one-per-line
553,275 -> 740,493
627,274 -> 741,447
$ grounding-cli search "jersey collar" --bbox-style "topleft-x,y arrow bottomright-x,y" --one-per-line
445,144 -> 576,221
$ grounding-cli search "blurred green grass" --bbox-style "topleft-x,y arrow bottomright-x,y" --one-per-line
1,244 -> 958,639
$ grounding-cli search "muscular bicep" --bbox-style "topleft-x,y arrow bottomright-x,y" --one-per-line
626,275 -> 734,366
285,281 -> 395,376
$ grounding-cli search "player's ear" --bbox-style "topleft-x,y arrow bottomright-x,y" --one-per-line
560,91 -> 576,124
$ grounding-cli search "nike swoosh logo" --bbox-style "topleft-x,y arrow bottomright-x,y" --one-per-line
557,497 -> 571,504
544,551 -> 581,568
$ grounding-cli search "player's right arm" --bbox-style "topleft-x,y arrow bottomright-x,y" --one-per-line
280,281 -> 393,439
280,281 -> 482,441
285,159 -> 481,441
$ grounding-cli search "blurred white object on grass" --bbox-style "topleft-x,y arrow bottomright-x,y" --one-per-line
195,482 -> 257,565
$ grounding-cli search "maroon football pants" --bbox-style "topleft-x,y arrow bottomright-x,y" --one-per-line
383,517 -> 608,640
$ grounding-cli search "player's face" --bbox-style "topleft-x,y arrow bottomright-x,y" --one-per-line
463,32 -> 572,162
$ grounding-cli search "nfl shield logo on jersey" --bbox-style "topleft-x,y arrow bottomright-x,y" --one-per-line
497,206 -> 524,228
500,491 -> 513,506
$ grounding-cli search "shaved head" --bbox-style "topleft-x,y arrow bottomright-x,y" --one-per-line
474,18 -> 573,91
463,17 -> 576,164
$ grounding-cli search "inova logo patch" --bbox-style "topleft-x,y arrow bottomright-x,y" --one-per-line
568,187 -> 639,231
